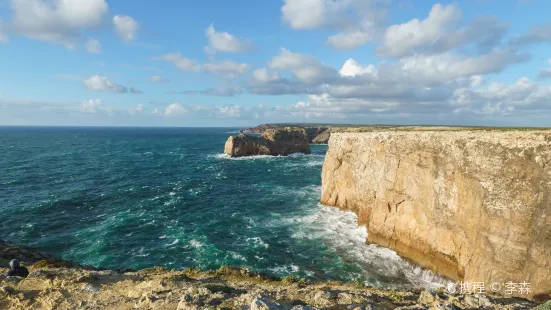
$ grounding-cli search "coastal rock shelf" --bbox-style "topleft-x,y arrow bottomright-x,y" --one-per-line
321,127 -> 551,299
225,128 -> 311,157
0,242 -> 541,309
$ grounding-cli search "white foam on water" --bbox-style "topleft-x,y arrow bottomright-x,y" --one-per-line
227,251 -> 247,262
268,264 -> 300,274
165,239 -> 179,247
212,153 -> 324,161
279,203 -> 452,289
246,236 -> 269,248
189,239 -> 205,248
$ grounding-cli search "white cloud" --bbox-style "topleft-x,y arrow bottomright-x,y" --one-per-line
379,50 -> 528,85
164,103 -> 188,117
327,30 -> 371,50
282,0 -> 387,50
281,0 -> 330,30
204,25 -> 253,53
149,76 -> 169,83
218,105 -> 242,118
81,99 -> 117,115
128,104 -> 144,115
203,60 -> 251,78
339,59 -> 377,77
11,0 -> 108,48
377,4 -> 461,58
113,15 -> 139,42
452,77 -> 551,115
268,48 -> 337,84
84,75 -> 142,94
154,53 -> 201,72
250,68 -> 281,83
85,38 -> 101,54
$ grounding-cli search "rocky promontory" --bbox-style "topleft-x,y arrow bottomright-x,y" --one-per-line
243,124 -> 331,144
225,128 -> 311,157
321,127 -> 551,300
0,241 -> 543,309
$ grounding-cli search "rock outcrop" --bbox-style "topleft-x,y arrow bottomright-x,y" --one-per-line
242,124 -> 331,144
0,265 -> 540,309
321,127 -> 551,299
225,128 -> 311,157
311,130 -> 330,144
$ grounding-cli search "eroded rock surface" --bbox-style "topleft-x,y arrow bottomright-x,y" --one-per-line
321,128 -> 551,299
0,265 -> 540,309
225,128 -> 311,157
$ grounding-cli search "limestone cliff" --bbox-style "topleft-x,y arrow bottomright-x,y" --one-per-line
225,128 -> 311,157
321,128 -> 551,299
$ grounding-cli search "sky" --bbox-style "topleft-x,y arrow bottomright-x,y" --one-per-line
0,0 -> 551,127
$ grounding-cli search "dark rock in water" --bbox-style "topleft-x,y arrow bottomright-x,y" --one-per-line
224,128 -> 311,157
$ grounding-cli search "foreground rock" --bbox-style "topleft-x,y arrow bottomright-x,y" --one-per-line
321,127 -> 551,300
225,128 -> 311,157
0,265 -> 541,309
0,240 -> 544,309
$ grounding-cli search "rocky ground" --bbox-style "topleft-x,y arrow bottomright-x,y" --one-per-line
0,240 -> 546,309
0,265 -> 545,310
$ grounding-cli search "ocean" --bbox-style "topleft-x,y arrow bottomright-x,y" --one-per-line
0,127 -> 445,289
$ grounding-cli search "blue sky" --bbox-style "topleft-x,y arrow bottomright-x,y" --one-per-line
1,0 -> 550,127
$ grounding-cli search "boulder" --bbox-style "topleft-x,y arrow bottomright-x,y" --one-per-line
224,128 -> 311,157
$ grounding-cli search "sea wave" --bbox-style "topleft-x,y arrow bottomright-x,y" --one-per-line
213,153 -> 324,161
274,204 -> 451,289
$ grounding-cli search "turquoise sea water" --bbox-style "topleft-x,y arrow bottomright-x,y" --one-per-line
0,127 -> 445,289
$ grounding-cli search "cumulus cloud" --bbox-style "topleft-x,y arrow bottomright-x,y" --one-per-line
339,59 -> 377,77
153,53 -> 201,72
268,48 -> 338,84
163,103 -> 189,117
149,76 -> 169,83
113,15 -> 139,42
84,75 -> 142,94
204,25 -> 253,53
85,39 -> 101,54
203,60 -> 251,78
81,99 -> 117,115
282,0 -> 387,50
281,0 -> 331,30
11,0 -> 108,48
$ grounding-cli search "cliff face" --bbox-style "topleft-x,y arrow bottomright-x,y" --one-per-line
321,129 -> 551,299
224,128 -> 311,157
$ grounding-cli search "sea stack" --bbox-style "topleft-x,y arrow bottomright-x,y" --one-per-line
224,128 -> 311,157
321,127 -> 551,299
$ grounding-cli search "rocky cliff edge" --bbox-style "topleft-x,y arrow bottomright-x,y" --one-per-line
321,127 -> 551,300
